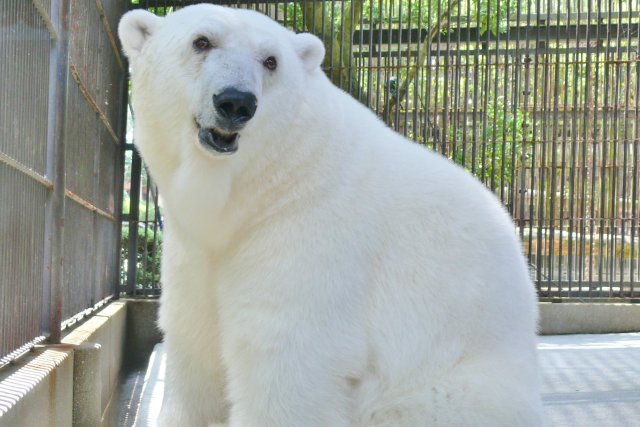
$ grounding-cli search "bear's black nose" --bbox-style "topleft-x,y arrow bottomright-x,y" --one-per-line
213,89 -> 258,126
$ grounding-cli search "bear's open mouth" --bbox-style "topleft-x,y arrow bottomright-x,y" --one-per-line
197,127 -> 239,154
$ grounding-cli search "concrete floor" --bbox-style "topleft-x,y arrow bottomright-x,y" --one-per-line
107,333 -> 640,426
539,333 -> 640,426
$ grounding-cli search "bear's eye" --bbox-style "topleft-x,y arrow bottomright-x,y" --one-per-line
263,56 -> 277,71
193,36 -> 212,52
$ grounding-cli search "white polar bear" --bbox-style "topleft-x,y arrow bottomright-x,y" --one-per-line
119,5 -> 542,427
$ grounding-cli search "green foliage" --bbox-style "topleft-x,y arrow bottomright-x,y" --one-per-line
122,193 -> 158,222
121,223 -> 163,289
451,98 -> 532,188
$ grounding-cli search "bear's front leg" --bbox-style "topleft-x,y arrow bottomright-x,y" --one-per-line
220,293 -> 360,427
157,336 -> 229,427
223,332 -> 352,427
156,226 -> 229,426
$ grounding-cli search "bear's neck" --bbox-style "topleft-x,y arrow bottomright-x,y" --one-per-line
227,80 -> 352,227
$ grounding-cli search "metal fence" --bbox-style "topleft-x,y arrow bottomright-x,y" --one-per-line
125,0 -> 640,302
0,0 -> 128,365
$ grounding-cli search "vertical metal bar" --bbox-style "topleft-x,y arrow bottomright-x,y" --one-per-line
470,0 -> 480,175
610,0 -> 623,294
619,0 -> 634,294
631,0 -> 640,294
490,0 -> 500,195
375,0 -> 382,116
498,0 -> 508,205
513,0 -> 525,234
141,166 -> 151,293
480,0 -> 490,186
559,0 -> 571,295
526,0 -> 539,289
386,0 -> 394,128
441,0 -> 451,157
337,0 -> 344,90
127,148 -> 142,296
549,0 -> 562,291
114,57 -> 129,299
579,0 -> 591,294
538,0 -> 551,296
403,0 -> 411,138
42,0 -> 70,344
461,0 -> 471,167
423,0 -> 433,145
598,0 -> 612,295
590,0 -> 602,297
451,0 -> 461,163
567,0 -> 582,297
366,0 -> 373,108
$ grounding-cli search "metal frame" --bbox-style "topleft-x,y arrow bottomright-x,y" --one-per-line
124,1 -> 640,302
0,0 -> 128,364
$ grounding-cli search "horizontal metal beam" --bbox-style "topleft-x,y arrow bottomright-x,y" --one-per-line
0,152 -> 53,189
31,0 -> 58,40
69,63 -> 121,144
353,23 -> 640,46
65,190 -> 116,222
96,0 -> 125,71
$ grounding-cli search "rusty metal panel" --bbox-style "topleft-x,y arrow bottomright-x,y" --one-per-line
96,215 -> 119,300
61,200 -> 95,321
64,70 -> 99,203
98,37 -> 125,138
1,0 -> 127,363
0,0 -> 51,175
0,163 -> 47,361
98,125 -> 118,214
68,0 -> 103,108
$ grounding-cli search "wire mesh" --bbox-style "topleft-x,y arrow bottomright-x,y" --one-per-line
127,0 -> 640,302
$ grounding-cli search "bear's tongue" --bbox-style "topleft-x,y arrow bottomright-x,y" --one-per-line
198,128 -> 239,154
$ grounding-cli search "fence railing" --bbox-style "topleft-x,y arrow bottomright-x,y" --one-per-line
0,0 -> 128,365
125,0 -> 640,302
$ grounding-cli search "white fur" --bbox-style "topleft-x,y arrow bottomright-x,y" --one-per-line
119,5 -> 542,427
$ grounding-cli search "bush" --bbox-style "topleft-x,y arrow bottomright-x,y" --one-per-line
120,223 -> 163,290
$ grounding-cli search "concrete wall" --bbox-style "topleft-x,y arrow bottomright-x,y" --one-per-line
0,301 -> 127,427
539,302 -> 640,335
124,299 -> 162,366
0,346 -> 74,427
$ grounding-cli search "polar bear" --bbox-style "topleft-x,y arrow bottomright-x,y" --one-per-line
118,4 -> 541,427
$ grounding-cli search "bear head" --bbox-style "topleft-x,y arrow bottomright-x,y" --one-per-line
118,5 -> 325,158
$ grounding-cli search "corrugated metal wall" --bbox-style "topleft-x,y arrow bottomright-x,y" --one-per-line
0,0 -> 128,364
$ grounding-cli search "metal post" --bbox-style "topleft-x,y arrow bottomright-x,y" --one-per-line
114,63 -> 129,300
42,0 -> 70,344
127,149 -> 142,295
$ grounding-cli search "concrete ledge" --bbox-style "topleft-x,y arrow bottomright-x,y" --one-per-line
124,299 -> 162,366
63,301 -> 127,412
540,302 -> 640,335
0,301 -> 127,426
0,346 -> 74,427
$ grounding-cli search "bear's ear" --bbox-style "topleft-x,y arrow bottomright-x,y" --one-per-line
293,33 -> 325,72
118,10 -> 162,59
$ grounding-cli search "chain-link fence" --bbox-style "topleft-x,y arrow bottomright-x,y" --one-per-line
0,0 -> 128,365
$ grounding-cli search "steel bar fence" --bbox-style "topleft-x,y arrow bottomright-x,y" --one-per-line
0,0 -> 128,364
126,0 -> 640,302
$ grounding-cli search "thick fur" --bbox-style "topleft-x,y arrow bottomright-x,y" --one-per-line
119,5 -> 542,427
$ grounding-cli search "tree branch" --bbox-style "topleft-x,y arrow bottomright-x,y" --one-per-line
382,0 -> 461,122
302,1 -> 367,103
